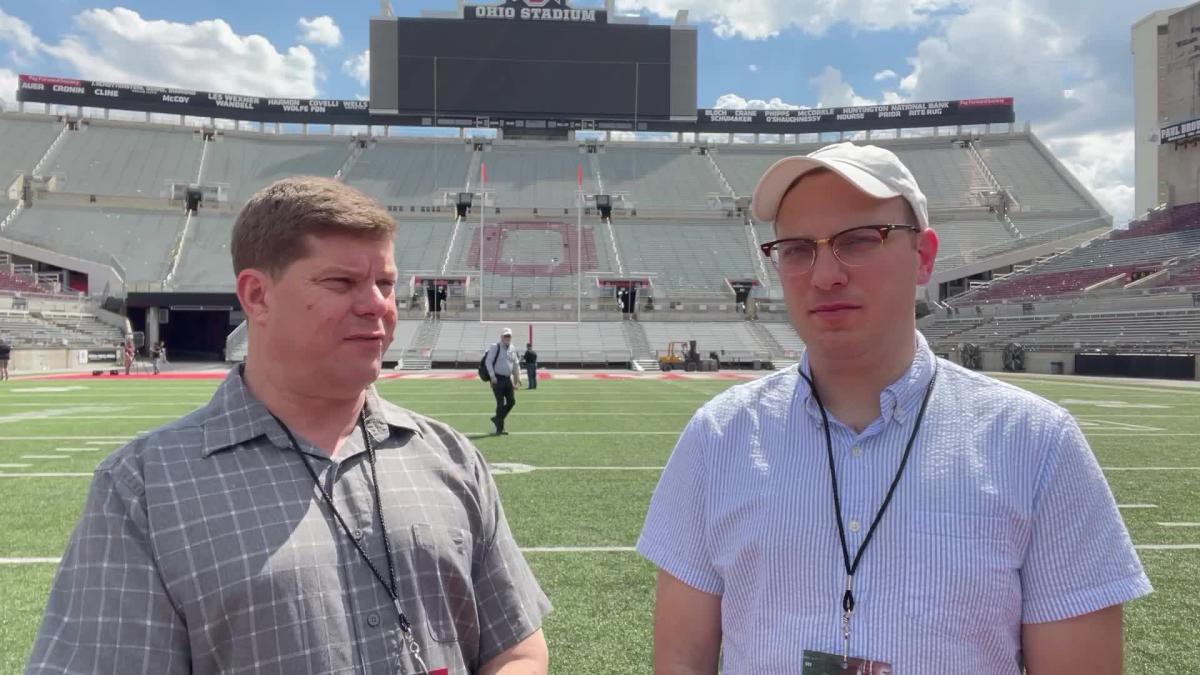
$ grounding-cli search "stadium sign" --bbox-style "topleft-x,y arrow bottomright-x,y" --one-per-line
1161,117 -> 1200,144
465,0 -> 605,23
698,98 -> 1015,133
17,74 -> 1014,134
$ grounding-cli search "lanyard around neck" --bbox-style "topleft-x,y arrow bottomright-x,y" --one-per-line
799,361 -> 939,616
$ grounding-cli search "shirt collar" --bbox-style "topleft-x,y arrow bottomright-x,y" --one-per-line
796,331 -> 936,425
200,366 -> 423,458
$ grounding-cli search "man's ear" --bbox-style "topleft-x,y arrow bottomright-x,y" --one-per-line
236,269 -> 272,327
915,227 -> 939,286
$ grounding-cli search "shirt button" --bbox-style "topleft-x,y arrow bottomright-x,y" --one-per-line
849,519 -> 861,533
851,445 -> 862,457
367,613 -> 380,627
353,529 -> 364,541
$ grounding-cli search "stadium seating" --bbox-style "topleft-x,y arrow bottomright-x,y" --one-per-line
596,146 -> 726,210
640,321 -> 774,361
1158,259 -> 1200,287
976,139 -> 1092,212
5,206 -> 183,283
936,314 -> 1062,346
343,140 -> 472,205
0,308 -> 119,346
611,219 -> 759,297
918,317 -> 986,340
967,267 -> 1140,302
0,114 -> 62,190
431,321 -> 630,364
932,216 -> 1016,261
45,121 -> 201,197
889,145 -> 983,209
710,148 -> 797,197
203,133 -> 354,202
479,143 -> 592,209
38,311 -> 123,345
172,213 -> 236,289
1020,309 -> 1200,348
0,269 -> 50,294
762,322 -> 805,354
449,220 -> 609,296
1111,202 -> 1200,240
961,226 -> 1200,302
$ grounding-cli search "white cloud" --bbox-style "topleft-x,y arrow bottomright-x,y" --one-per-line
810,66 -> 876,108
712,93 -> 803,110
0,68 -> 17,111
297,16 -> 342,48
0,8 -> 40,54
615,0 -> 957,40
1046,130 -> 1135,225
41,8 -> 319,97
887,0 -> 1135,221
343,50 -> 370,88
874,69 -> 897,82
748,64 -> 759,73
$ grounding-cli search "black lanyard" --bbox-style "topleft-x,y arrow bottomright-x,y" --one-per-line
800,361 -> 938,663
274,410 -> 412,637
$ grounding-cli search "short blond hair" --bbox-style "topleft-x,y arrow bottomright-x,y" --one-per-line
231,176 -> 395,277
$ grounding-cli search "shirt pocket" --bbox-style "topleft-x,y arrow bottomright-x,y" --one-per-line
902,511 -> 1021,639
410,523 -> 473,644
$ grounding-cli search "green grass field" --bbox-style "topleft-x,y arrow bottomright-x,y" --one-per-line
0,372 -> 1197,673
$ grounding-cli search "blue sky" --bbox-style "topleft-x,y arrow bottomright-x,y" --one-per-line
0,0 -> 1181,224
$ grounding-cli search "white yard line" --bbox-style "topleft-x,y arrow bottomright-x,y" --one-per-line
1117,504 -> 1159,509
54,448 -> 99,452
0,464 -> 31,468
0,436 -> 133,441
534,466 -> 662,471
0,473 -> 92,478
5,544 -> 1198,563
1156,523 -> 1200,528
20,455 -> 70,460
1103,467 -> 1200,471
1135,544 -> 1200,550
521,546 -> 637,553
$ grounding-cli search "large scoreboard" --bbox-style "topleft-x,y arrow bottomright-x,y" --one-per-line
369,0 -> 697,121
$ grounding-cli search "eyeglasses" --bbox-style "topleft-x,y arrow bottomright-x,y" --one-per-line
760,224 -> 920,276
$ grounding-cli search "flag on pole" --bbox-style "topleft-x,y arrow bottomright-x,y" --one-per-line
577,164 -> 583,188
481,161 -> 487,185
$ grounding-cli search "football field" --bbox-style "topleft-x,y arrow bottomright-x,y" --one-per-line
0,372 -> 1197,673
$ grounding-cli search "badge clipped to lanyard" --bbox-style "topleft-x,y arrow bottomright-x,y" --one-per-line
802,650 -> 892,674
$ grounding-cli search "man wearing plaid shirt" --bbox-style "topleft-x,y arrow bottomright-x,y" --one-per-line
27,177 -> 551,674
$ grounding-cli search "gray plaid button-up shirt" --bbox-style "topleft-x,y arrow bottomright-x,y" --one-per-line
27,367 -> 551,674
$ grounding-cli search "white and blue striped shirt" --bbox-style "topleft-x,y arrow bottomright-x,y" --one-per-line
638,332 -> 1151,674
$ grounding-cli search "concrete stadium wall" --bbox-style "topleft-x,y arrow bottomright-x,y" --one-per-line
8,348 -> 90,373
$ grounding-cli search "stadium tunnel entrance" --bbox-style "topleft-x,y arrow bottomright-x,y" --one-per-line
126,292 -> 238,362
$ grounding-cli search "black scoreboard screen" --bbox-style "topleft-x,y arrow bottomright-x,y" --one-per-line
369,4 -> 697,121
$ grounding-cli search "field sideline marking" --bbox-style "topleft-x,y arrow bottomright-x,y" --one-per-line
1117,504 -> 1159,509
0,473 -> 92,477
1103,467 -> 1200,471
2,466 -> 1196,479
1157,523 -> 1200,528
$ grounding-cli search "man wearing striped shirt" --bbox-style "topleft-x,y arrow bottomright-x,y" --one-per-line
638,142 -> 1151,674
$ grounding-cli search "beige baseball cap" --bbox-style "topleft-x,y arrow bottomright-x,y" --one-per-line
750,142 -> 930,230
501,327 -> 513,337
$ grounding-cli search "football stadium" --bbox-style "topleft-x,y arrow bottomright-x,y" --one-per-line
1,0 -> 1199,672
